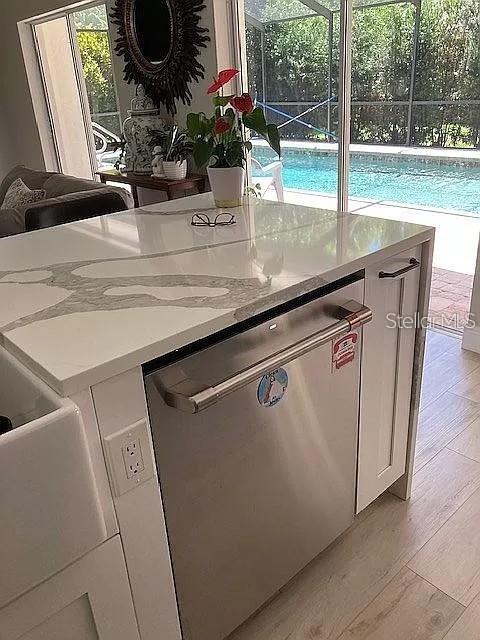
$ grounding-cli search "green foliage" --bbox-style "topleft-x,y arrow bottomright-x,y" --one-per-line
73,5 -> 108,30
266,124 -> 281,156
246,0 -> 480,148
257,18 -> 331,103
352,4 -> 415,101
187,96 -> 281,169
193,139 -> 215,168
241,107 -> 281,155
77,30 -> 117,116
187,112 -> 215,138
213,95 -> 234,107
159,125 -> 193,162
243,107 -> 268,133
74,5 -> 121,135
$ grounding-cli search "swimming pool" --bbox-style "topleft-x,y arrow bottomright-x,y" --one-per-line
253,148 -> 480,214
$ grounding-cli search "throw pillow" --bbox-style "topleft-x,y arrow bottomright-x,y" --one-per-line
1,178 -> 46,210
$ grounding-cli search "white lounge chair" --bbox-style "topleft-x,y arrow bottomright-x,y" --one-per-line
251,158 -> 284,202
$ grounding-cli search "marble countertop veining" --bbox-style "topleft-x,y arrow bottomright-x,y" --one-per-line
0,193 -> 433,396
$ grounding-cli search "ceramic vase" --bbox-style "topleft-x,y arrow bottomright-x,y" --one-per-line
207,167 -> 245,208
122,85 -> 164,175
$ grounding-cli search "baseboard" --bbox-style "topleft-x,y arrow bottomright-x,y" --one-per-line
462,326 -> 480,353
429,324 -> 462,339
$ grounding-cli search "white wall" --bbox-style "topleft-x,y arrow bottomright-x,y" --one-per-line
0,23 -> 16,178
0,0 -> 224,176
463,245 -> 480,352
104,0 -> 136,123
175,0 -> 236,125
0,0 -> 70,172
0,99 -> 14,179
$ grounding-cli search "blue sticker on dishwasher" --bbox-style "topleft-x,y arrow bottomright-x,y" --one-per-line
257,368 -> 288,407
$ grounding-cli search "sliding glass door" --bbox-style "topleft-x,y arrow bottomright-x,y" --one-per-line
347,0 -> 480,331
32,3 -> 121,178
237,0 -> 345,212
34,16 -> 95,178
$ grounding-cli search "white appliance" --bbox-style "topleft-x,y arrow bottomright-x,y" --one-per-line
144,275 -> 372,640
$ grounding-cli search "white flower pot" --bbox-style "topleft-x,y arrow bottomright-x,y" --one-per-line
163,160 -> 187,180
207,167 -> 246,208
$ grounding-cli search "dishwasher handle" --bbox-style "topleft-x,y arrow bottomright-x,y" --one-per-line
379,258 -> 420,279
153,301 -> 372,414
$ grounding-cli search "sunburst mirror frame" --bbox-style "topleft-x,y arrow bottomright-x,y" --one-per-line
111,0 -> 210,115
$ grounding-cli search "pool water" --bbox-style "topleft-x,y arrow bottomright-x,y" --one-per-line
253,148 -> 480,214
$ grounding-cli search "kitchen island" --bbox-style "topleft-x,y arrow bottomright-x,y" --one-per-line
0,194 -> 434,640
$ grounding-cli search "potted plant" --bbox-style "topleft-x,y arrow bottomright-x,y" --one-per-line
186,68 -> 281,207
158,125 -> 193,180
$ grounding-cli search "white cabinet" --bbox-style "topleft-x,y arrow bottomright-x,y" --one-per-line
357,246 -> 421,512
0,536 -> 139,640
0,349 -> 116,608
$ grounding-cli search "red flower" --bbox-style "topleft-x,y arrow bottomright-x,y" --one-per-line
214,117 -> 232,134
232,93 -> 254,113
207,68 -> 240,94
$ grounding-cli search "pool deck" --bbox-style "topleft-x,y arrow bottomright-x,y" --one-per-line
429,268 -> 473,329
253,139 -> 480,164
278,187 -> 477,329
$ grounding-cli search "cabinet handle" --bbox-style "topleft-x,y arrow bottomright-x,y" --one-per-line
153,302 -> 373,414
379,258 -> 420,279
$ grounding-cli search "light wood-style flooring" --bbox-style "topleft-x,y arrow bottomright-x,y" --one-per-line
230,329 -> 480,640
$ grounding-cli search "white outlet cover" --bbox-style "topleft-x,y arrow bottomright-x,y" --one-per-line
104,419 -> 154,497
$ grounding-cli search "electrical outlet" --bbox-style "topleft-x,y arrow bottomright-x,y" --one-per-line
125,440 -> 138,456
125,458 -> 143,478
104,419 -> 154,496
122,438 -> 145,479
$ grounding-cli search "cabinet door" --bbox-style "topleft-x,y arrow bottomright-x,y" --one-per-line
357,246 -> 421,512
0,537 -> 139,640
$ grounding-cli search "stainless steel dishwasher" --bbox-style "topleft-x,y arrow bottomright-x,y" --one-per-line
144,275 -> 372,640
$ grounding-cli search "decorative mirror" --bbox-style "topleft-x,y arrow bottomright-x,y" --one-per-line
111,0 -> 210,114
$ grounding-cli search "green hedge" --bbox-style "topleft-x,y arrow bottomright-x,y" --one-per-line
247,0 -> 480,148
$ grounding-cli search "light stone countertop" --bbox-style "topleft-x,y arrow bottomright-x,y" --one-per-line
0,193 -> 433,396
